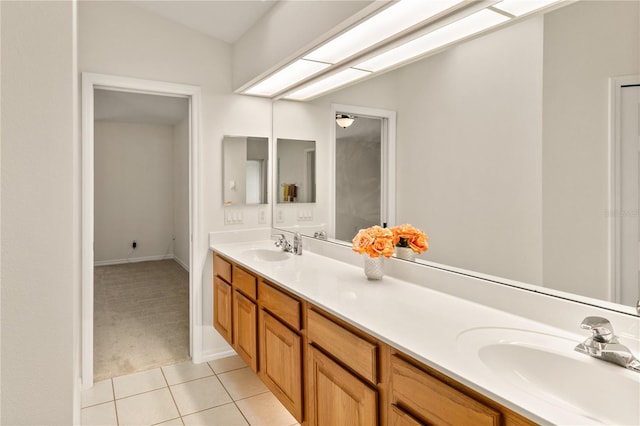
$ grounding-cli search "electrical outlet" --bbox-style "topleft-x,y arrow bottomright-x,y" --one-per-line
258,210 -> 266,224
132,240 -> 137,249
276,209 -> 284,223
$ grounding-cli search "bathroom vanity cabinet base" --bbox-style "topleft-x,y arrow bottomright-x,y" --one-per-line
212,251 -> 537,426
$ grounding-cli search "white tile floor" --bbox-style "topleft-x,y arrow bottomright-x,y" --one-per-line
81,355 -> 299,426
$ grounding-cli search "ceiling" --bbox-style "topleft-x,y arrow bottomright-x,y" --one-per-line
131,0 -> 279,44
94,90 -> 189,125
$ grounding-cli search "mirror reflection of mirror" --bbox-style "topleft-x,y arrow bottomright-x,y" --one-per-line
271,1 -> 640,313
223,136 -> 268,206
277,138 -> 316,203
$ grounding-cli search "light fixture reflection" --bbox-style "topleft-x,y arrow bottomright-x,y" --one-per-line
285,68 -> 371,101
356,9 -> 509,72
336,114 -> 355,128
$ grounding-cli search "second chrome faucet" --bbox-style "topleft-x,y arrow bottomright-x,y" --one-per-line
575,316 -> 640,373
273,232 -> 303,255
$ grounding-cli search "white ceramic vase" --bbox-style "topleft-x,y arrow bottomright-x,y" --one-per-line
395,246 -> 416,262
363,255 -> 384,280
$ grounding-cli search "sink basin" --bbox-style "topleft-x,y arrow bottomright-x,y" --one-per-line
242,248 -> 291,262
457,328 -> 640,425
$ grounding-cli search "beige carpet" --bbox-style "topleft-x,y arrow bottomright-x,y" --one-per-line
94,259 -> 190,381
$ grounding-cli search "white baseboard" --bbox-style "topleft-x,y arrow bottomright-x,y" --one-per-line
199,348 -> 237,364
94,254 -> 174,267
173,255 -> 189,272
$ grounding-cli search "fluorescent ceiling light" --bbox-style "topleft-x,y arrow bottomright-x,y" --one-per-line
243,59 -> 330,97
304,0 -> 463,64
285,68 -> 371,101
356,9 -> 510,72
493,0 -> 561,17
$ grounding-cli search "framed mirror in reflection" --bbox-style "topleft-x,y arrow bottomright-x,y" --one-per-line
271,0 -> 640,314
277,138 -> 316,203
222,136 -> 268,206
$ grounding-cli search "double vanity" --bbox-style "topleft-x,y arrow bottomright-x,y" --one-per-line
210,230 -> 640,425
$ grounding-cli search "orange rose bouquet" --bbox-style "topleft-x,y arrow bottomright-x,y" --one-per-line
352,225 -> 395,258
390,224 -> 428,254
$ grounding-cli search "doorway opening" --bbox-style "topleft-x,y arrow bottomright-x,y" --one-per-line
92,89 -> 190,380
82,73 -> 203,389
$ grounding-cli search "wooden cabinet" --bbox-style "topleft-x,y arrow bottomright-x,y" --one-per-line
213,254 -> 233,345
211,250 -> 537,426
233,290 -> 258,371
391,355 -> 500,426
213,254 -> 259,371
307,346 -> 378,426
213,276 -> 233,344
259,309 -> 303,422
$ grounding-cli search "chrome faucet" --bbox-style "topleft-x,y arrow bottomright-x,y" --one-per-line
575,316 -> 640,372
273,233 -> 302,255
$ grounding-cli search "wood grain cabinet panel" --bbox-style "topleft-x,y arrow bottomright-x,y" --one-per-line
259,280 -> 301,330
308,346 -> 378,426
307,309 -> 378,384
233,265 -> 257,299
259,310 -> 303,422
213,253 -> 232,283
233,290 -> 258,372
390,405 -> 424,426
391,355 -> 501,426
213,276 -> 232,345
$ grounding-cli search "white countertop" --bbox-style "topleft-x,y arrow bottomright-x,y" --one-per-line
210,235 -> 640,426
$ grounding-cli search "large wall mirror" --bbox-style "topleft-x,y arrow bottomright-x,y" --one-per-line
271,0 -> 640,315
223,135 -> 269,205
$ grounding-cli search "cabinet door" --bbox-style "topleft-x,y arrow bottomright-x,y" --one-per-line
213,276 -> 232,344
308,346 -> 378,426
259,310 -> 303,423
233,290 -> 258,372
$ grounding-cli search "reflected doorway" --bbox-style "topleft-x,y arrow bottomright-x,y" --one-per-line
330,104 -> 396,243
335,115 -> 383,242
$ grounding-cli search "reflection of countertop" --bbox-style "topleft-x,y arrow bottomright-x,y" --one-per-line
210,233 -> 640,426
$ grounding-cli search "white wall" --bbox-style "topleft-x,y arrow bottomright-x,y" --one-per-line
94,121 -> 175,263
79,0 -> 273,361
173,117 -> 189,269
1,1 -> 78,424
542,0 -> 639,299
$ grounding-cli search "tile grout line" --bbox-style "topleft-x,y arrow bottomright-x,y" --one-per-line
160,367 -> 186,425
111,378 -> 121,426
214,369 -> 254,426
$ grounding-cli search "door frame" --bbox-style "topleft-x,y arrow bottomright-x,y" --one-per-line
81,73 -> 203,389
329,104 -> 396,238
608,74 -> 640,305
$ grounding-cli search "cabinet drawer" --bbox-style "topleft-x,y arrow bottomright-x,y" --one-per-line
213,253 -> 232,283
391,356 -> 500,426
307,309 -> 378,384
259,280 -> 301,330
390,405 -> 423,426
233,265 -> 257,299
